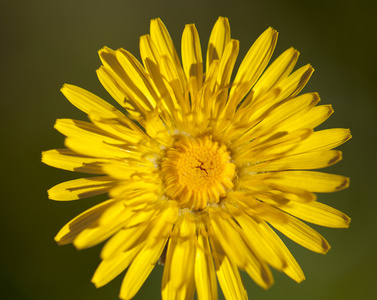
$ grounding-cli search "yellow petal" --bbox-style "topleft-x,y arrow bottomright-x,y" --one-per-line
73,201 -> 135,250
162,215 -> 196,300
278,200 -> 350,228
100,224 -> 149,259
252,150 -> 342,171
150,18 -> 186,91
102,161 -> 155,180
216,39 -> 239,89
271,63 -> 314,102
96,65 -> 145,117
290,128 -> 351,154
92,243 -> 143,288
99,47 -> 155,118
54,199 -> 115,245
280,104 -> 333,131
228,191 -> 290,222
241,64 -> 314,122
120,238 -> 168,300
210,237 -> 248,300
139,34 -> 160,69
247,92 -> 320,138
232,210 -> 286,270
209,208 -> 273,289
87,110 -> 144,144
195,225 -> 218,300
55,118 -> 126,146
252,47 -> 299,101
213,39 -> 239,116
258,220 -> 305,283
209,209 -> 247,268
64,136 -> 141,160
140,35 -> 180,119
266,171 -> 349,193
144,203 -> 178,248
206,16 -> 231,71
228,27 -> 278,111
181,24 -> 203,102
61,84 -> 125,118
48,176 -> 114,201
235,128 -> 312,158
269,214 -> 330,254
42,148 -> 108,174
116,49 -> 158,107
109,186 -> 159,206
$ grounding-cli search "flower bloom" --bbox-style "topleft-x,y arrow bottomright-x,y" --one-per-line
43,17 -> 351,300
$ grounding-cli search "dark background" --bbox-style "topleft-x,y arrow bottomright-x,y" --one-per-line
1,0 -> 376,299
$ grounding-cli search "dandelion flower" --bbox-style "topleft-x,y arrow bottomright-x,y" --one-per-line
43,17 -> 351,300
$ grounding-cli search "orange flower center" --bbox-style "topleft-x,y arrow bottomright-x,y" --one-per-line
161,136 -> 235,210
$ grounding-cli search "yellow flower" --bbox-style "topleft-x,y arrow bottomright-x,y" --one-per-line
42,17 -> 351,300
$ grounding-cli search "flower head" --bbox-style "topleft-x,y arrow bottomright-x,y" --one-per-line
43,17 -> 351,299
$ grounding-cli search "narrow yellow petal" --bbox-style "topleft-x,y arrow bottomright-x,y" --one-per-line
92,243 -> 143,288
144,203 -> 178,248
64,136 -> 142,160
239,64 -> 314,124
235,128 -> 312,158
209,209 -> 247,268
228,191 -> 290,222
269,215 -> 330,254
139,34 -> 160,69
247,92 -> 320,138
278,201 -> 350,228
206,16 -> 231,71
96,65 -> 146,118
55,118 -> 125,146
209,208 -> 273,289
73,201 -> 135,249
109,186 -> 159,206
266,171 -> 349,193
99,47 -> 155,117
48,176 -> 114,201
252,47 -> 299,101
54,199 -> 115,245
42,148 -> 108,174
96,66 -> 132,111
87,110 -> 144,144
228,27 -> 278,111
195,225 -> 218,300
167,215 -> 196,289
259,221 -> 305,283
162,215 -> 196,300
120,238 -> 167,300
150,18 -> 186,91
181,24 -> 203,102
216,39 -> 239,87
252,150 -> 342,171
232,210 -> 286,270
61,84 -> 124,118
280,104 -> 334,131
140,35 -> 180,119
100,224 -> 149,259
211,237 -> 248,300
116,49 -> 158,108
271,63 -> 314,102
290,128 -> 351,154
102,161 -> 155,180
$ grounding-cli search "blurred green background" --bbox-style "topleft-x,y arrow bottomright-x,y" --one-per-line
1,0 -> 376,299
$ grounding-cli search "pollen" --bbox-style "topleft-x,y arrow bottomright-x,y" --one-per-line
161,136 -> 235,210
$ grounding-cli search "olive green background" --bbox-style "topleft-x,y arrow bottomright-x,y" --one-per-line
1,0 -> 376,299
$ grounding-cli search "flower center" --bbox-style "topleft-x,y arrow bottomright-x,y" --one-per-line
161,136 -> 235,210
